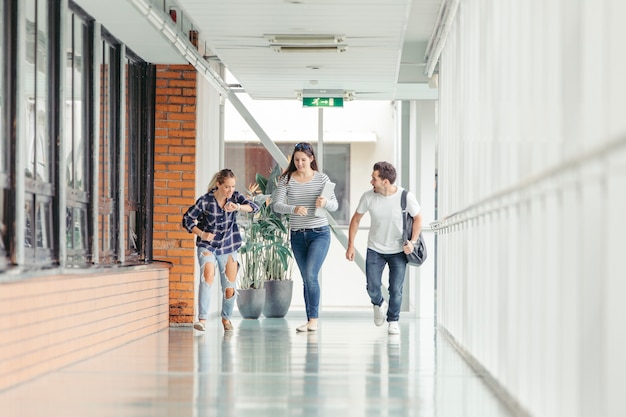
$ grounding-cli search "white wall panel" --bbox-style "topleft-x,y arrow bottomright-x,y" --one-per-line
433,0 -> 626,415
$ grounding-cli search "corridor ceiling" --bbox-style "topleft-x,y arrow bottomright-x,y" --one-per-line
79,0 -> 443,101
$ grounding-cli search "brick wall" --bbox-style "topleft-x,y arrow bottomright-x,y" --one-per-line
0,267 -> 169,391
153,64 -> 198,324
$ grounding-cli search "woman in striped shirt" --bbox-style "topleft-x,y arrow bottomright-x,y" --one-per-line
271,142 -> 339,332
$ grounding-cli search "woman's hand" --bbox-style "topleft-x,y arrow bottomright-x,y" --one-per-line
315,196 -> 326,208
225,201 -> 240,212
294,206 -> 308,216
200,231 -> 216,241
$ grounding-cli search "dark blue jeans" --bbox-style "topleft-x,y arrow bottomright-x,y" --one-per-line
290,226 -> 331,320
365,248 -> 407,322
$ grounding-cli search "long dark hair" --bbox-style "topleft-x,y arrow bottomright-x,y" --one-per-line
280,142 -> 318,181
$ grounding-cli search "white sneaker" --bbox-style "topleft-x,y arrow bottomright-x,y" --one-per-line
373,301 -> 387,326
388,321 -> 400,335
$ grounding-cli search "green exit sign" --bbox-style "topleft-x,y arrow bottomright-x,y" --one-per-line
302,97 -> 344,108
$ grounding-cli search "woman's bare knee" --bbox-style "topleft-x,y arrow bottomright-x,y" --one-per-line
224,256 -> 237,299
203,262 -> 215,285
225,256 -> 238,282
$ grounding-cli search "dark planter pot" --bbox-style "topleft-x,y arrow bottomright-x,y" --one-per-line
237,288 -> 266,319
263,280 -> 294,318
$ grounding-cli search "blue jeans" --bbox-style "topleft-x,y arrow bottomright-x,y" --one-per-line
365,248 -> 407,322
290,226 -> 331,320
197,248 -> 238,321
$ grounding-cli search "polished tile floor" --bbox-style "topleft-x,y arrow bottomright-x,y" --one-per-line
0,310 -> 516,417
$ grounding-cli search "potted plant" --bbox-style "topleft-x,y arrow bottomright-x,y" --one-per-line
237,165 -> 294,319
235,173 -> 269,319
235,215 -> 266,319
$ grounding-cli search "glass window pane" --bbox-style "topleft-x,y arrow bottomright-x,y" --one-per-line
35,199 -> 52,249
99,42 -> 114,259
35,0 -> 50,183
68,207 -> 87,250
100,43 -> 110,198
65,207 -> 73,248
0,0 -> 6,259
24,199 -> 33,248
64,15 -> 74,187
74,20 -> 86,191
0,0 -> 4,173
25,0 -> 36,178
99,213 -> 110,253
127,212 -> 138,254
0,190 -> 6,252
75,208 -> 86,250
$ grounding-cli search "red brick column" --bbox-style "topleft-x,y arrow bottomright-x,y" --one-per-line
153,64 -> 198,324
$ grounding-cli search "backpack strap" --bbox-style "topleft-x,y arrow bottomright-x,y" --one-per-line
401,189 -> 408,242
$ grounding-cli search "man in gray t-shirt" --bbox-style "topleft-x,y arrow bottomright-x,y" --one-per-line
345,162 -> 422,336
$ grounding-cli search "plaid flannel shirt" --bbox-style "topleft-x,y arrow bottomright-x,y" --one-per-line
182,189 -> 259,255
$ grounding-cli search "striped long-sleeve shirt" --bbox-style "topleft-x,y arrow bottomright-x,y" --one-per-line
271,171 -> 339,230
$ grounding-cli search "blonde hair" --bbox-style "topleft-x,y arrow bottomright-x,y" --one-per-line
207,168 -> 236,192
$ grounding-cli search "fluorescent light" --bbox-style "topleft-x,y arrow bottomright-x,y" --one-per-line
296,89 -> 356,100
270,45 -> 347,53
264,34 -> 346,45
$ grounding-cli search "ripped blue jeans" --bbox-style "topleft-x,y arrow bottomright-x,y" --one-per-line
197,248 -> 238,321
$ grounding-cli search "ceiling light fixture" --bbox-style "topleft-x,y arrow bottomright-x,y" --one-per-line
295,89 -> 356,101
265,34 -> 348,53
270,45 -> 347,53
265,34 -> 345,44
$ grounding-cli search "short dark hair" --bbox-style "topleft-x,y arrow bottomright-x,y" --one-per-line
373,161 -> 396,184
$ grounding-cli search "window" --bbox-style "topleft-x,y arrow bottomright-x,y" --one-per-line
123,59 -> 145,261
0,1 -> 156,273
98,38 -> 119,263
64,11 -> 90,264
24,0 -> 55,263
0,0 -> 7,267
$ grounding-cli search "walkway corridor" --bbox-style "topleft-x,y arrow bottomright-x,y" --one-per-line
0,311 -> 516,416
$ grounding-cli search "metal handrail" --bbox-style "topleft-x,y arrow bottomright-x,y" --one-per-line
430,135 -> 626,232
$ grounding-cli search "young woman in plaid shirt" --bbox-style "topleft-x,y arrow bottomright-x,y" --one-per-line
183,169 -> 259,332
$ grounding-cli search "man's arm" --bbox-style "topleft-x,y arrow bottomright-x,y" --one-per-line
410,212 -> 423,244
346,211 -> 364,261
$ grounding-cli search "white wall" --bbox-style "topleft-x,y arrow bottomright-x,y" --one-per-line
434,1 -> 626,416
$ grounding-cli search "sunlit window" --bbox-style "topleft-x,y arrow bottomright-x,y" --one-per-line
98,39 -> 117,263
0,0 -> 6,266
24,0 -> 54,263
64,11 -> 90,263
124,59 -> 144,261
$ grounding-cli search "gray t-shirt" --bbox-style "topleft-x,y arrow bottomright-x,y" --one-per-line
356,187 -> 420,254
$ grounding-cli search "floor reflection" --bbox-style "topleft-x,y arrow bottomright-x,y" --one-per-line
0,312 -> 516,417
